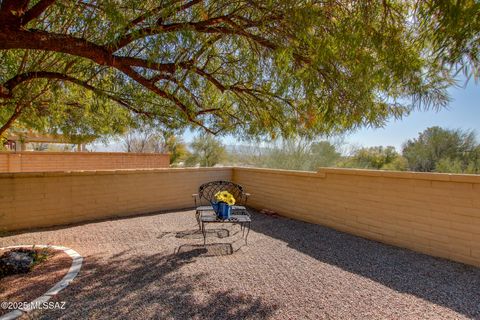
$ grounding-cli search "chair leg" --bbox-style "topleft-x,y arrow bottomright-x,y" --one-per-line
202,221 -> 207,246
245,221 -> 251,245
196,211 -> 201,230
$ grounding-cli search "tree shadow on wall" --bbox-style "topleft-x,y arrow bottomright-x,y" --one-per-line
35,249 -> 276,319
249,210 -> 480,319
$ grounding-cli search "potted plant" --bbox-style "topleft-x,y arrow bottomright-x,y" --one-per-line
212,191 -> 236,219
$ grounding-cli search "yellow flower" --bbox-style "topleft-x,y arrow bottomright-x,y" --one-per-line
220,191 -> 229,198
214,190 -> 235,205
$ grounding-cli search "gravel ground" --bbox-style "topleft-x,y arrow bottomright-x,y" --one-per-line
1,209 -> 479,320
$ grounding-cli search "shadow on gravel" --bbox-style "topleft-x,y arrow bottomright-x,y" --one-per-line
250,210 -> 480,319
176,243 -> 233,256
176,228 -> 230,239
38,250 -> 276,320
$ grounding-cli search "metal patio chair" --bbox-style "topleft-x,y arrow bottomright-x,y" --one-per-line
192,180 -> 250,229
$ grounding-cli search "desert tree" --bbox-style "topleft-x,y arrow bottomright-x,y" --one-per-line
185,133 -> 225,167
338,146 -> 407,170
0,0 -> 478,139
121,126 -> 188,164
402,126 -> 479,173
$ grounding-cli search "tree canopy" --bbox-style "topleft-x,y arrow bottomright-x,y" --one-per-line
402,126 -> 480,173
184,133 -> 225,167
338,146 -> 407,171
234,139 -> 342,171
120,126 -> 188,164
0,0 -> 479,139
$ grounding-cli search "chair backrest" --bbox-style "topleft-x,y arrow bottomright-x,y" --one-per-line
198,180 -> 245,205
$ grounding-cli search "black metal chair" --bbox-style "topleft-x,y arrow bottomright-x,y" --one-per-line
192,180 -> 250,228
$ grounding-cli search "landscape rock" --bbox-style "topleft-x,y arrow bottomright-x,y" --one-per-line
0,249 -> 34,277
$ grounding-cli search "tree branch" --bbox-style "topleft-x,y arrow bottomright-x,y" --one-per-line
108,14 -> 232,51
0,29 -> 180,73
0,0 -> 29,26
0,104 -> 26,136
121,0 -> 202,31
0,2 -> 311,135
122,0 -> 183,30
1,71 -> 154,117
20,0 -> 56,26
118,66 -> 216,134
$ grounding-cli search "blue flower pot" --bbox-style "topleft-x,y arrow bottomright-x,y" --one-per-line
212,202 -> 220,214
213,202 -> 231,219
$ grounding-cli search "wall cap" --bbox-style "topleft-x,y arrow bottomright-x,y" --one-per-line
233,166 -> 324,178
233,166 -> 480,183
1,166 -> 479,184
0,151 -> 170,156
0,166 -> 234,178
318,167 -> 480,183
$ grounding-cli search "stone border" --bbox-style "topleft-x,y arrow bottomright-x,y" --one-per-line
0,245 -> 83,320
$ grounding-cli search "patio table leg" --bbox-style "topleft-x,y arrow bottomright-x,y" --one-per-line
196,211 -> 201,230
245,221 -> 251,245
201,221 -> 207,246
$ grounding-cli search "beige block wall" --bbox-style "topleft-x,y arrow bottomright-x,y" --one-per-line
0,152 -> 170,172
233,167 -> 480,267
0,167 -> 231,231
1,165 -> 479,267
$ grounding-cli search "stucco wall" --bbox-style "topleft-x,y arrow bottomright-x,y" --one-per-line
0,167 -> 231,231
233,167 -> 480,267
1,166 -> 479,267
0,152 -> 170,172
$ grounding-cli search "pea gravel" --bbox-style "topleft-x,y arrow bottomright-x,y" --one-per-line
1,209 -> 478,320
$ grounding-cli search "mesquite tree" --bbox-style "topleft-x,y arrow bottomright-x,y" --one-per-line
0,0 -> 478,139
